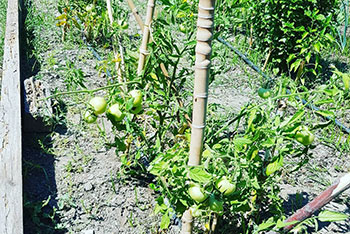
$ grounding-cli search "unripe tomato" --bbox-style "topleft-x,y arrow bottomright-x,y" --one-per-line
216,176 -> 235,196
189,205 -> 201,217
89,97 -> 107,115
130,105 -> 142,114
295,126 -> 315,146
129,90 -> 143,107
84,110 -> 97,123
209,195 -> 223,213
179,24 -> 186,33
258,88 -> 271,99
107,103 -> 125,123
188,185 -> 207,203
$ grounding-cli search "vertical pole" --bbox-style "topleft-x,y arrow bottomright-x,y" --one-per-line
188,0 -> 215,166
181,1 -> 215,233
137,0 -> 155,75
127,0 -> 144,32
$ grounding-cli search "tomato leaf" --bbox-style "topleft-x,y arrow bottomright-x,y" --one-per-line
188,167 -> 212,183
266,157 -> 283,176
160,211 -> 170,229
234,137 -> 252,150
318,210 -> 349,222
257,220 -> 275,231
315,110 -> 334,118
276,219 -> 299,228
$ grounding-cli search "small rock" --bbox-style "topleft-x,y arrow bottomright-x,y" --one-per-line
84,182 -> 93,191
81,230 -> 94,234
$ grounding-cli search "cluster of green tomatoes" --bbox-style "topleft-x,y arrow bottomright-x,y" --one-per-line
84,90 -> 143,125
188,176 -> 235,214
257,88 -> 315,146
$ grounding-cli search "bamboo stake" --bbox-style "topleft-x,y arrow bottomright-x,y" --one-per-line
106,0 -> 114,23
181,209 -> 193,234
127,0 -> 144,32
181,1 -> 216,233
137,0 -> 155,75
105,0 -> 126,92
188,0 -> 215,165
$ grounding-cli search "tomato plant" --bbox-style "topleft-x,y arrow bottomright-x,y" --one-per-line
54,0 -> 350,233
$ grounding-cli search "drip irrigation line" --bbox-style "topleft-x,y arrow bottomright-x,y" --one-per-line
74,16 -> 112,79
217,37 -> 350,135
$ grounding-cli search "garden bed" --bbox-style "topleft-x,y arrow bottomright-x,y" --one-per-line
14,0 -> 350,233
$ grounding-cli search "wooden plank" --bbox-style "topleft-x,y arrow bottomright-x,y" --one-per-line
0,0 -> 23,233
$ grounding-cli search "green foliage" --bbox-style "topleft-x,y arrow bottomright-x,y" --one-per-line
248,0 -> 340,76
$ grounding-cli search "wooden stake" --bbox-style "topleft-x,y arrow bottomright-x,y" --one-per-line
283,173 -> 350,231
137,0 -> 155,75
127,0 -> 144,32
266,173 -> 350,234
181,1 -> 215,233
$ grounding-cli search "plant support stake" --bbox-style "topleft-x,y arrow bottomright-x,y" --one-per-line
188,0 -> 215,166
127,0 -> 144,32
137,0 -> 155,75
182,0 -> 216,233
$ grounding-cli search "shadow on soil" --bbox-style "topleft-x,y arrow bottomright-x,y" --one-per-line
20,0 -> 67,233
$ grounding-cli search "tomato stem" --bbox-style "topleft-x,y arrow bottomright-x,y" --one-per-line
38,80 -> 141,101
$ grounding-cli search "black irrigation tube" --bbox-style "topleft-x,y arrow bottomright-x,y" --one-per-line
217,37 -> 350,135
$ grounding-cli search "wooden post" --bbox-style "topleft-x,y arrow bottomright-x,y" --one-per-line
137,0 -> 155,75
0,0 -> 23,233
283,173 -> 350,231
265,173 -> 350,234
181,1 -> 215,233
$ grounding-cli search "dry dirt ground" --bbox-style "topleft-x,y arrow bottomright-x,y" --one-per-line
21,0 -> 350,233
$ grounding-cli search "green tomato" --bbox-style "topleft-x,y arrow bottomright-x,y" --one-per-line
209,195 -> 223,213
179,24 -> 186,33
130,105 -> 142,114
189,205 -> 201,217
107,103 -> 125,123
188,185 -> 207,203
84,110 -> 97,124
89,97 -> 107,115
295,126 -> 315,146
216,176 -> 235,196
129,90 -> 143,107
258,88 -> 271,99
